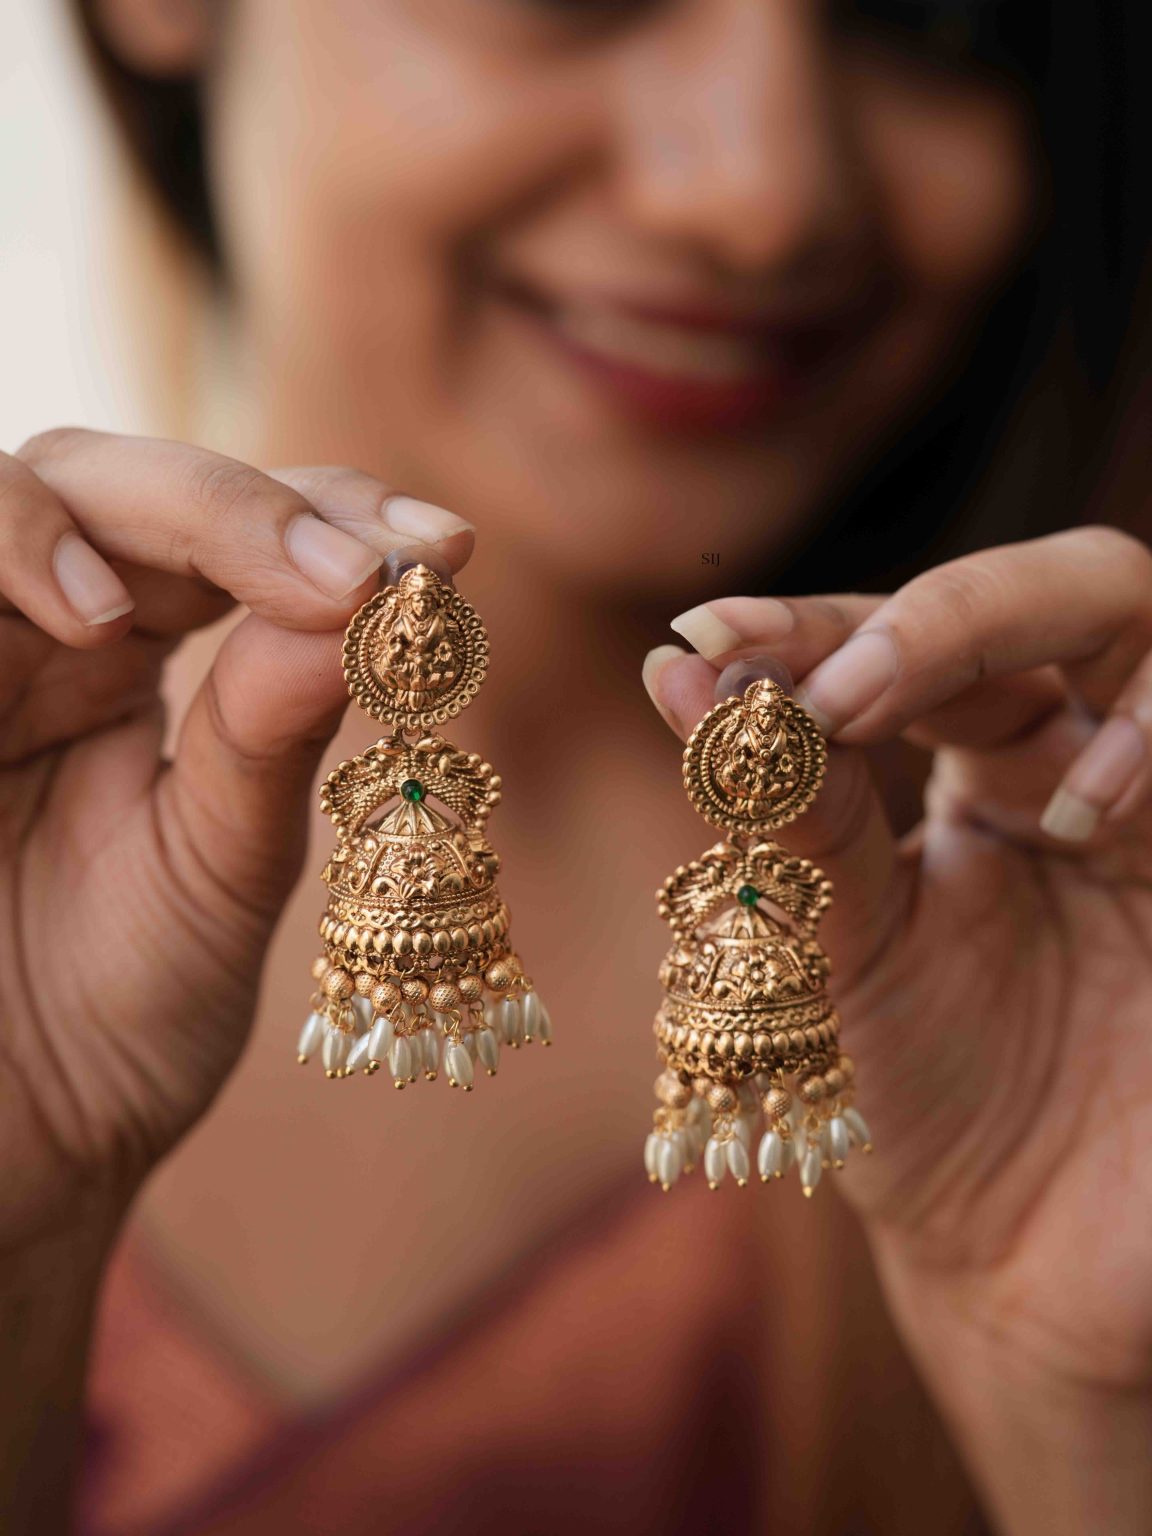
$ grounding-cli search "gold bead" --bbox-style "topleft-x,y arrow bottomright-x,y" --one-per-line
799,1074 -> 827,1105
484,959 -> 515,992
310,956 -> 330,981
707,1083 -> 738,1114
762,1087 -> 792,1122
371,980 -> 401,1013
691,1075 -> 711,1098
458,974 -> 484,1003
824,1067 -> 845,1096
323,968 -> 354,1001
401,977 -> 429,1003
354,971 -> 375,996
429,981 -> 462,1012
838,1054 -> 856,1082
655,1072 -> 691,1109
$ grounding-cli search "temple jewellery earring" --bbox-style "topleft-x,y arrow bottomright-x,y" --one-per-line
297,562 -> 551,1089
645,676 -> 873,1195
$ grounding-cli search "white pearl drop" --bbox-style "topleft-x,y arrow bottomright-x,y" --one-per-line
758,1131 -> 785,1180
388,1037 -> 413,1083
726,1139 -> 751,1184
733,1114 -> 754,1149
297,1012 -> 325,1061
800,1145 -> 823,1196
536,1003 -> 553,1044
779,1137 -> 797,1176
477,1028 -> 500,1073
704,1138 -> 727,1186
367,1015 -> 395,1064
347,1033 -> 371,1072
322,1029 -> 352,1074
843,1106 -> 873,1150
657,1138 -> 682,1188
446,1042 -> 474,1088
644,1132 -> 661,1180
352,994 -> 373,1030
421,1029 -> 440,1073
520,990 -> 541,1039
828,1116 -> 850,1166
497,996 -> 522,1046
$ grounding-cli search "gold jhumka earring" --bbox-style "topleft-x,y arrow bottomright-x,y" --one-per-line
646,677 -> 872,1195
297,562 -> 550,1089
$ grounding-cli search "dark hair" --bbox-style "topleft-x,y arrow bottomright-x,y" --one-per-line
70,0 -> 1151,593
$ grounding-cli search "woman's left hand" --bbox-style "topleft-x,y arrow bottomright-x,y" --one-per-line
644,525 -> 1152,1536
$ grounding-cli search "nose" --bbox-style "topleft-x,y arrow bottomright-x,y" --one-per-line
611,0 -> 855,272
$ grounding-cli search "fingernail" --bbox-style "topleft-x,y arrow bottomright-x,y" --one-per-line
670,599 -> 793,660
793,628 -> 899,736
382,495 -> 473,542
1040,714 -> 1146,841
642,644 -> 688,724
53,531 -> 134,626
286,514 -> 383,599
714,653 -> 794,703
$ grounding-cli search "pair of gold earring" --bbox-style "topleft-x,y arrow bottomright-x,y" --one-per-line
299,564 -> 872,1196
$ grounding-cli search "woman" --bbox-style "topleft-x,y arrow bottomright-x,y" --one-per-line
2,1 -> 1151,1531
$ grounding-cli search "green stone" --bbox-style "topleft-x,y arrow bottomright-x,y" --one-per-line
400,779 -> 425,803
737,884 -> 759,908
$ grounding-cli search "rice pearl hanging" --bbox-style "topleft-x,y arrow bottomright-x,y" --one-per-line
498,995 -> 523,1048
388,1036 -> 413,1088
297,1012 -> 325,1064
843,1106 -> 874,1152
445,1041 -> 474,1090
367,1014 -> 395,1067
726,1138 -> 751,1186
322,1028 -> 352,1077
476,1027 -> 500,1075
347,1032 -> 372,1073
703,1138 -> 727,1189
827,1115 -> 850,1168
644,1132 -> 661,1183
657,1138 -> 682,1191
799,1144 -> 823,1197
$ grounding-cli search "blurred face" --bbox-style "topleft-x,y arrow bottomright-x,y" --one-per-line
198,0 -> 1036,590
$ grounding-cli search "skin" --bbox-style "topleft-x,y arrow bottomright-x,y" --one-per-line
5,1 -> 1148,1532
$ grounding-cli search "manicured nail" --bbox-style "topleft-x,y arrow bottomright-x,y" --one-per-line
1040,714 -> 1146,841
642,643 -> 688,719
670,599 -> 793,660
793,628 -> 899,735
382,495 -> 473,542
714,653 -> 794,703
286,514 -> 383,599
53,531 -> 134,626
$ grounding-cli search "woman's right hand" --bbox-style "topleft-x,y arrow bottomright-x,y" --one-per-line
0,428 -> 473,1251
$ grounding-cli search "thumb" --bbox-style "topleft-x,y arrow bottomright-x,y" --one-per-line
642,645 -> 902,992
160,612 -> 349,926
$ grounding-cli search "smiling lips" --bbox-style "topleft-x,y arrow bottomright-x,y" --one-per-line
500,276 -> 877,433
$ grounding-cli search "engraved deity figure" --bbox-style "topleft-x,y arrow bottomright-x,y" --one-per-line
373,569 -> 460,710
715,685 -> 797,814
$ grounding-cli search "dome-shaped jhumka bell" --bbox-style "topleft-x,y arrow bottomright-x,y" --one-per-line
298,564 -> 551,1090
645,677 -> 872,1195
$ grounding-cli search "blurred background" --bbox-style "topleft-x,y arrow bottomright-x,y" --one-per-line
0,5 -> 139,442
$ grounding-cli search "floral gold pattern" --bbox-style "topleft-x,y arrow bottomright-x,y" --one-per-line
299,564 -> 551,1091
645,677 -> 872,1196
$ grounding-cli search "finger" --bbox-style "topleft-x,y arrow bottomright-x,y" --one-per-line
0,452 -> 137,648
154,614 -> 352,929
641,644 -> 904,996
265,466 -> 474,579
783,526 -> 1152,746
669,592 -> 883,666
112,470 -> 475,640
10,430 -> 448,636
1038,642 -> 1152,842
